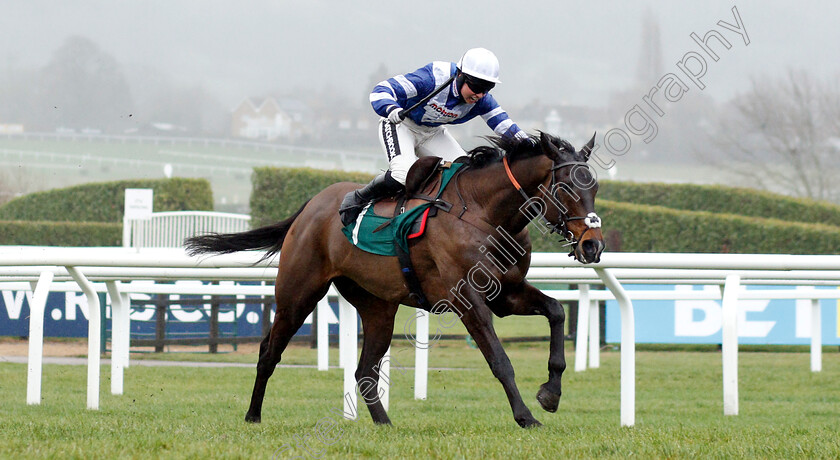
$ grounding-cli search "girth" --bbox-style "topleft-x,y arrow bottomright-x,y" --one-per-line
392,194 -> 435,310
389,161 -> 462,310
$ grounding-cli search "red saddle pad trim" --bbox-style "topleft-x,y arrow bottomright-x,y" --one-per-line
407,207 -> 431,240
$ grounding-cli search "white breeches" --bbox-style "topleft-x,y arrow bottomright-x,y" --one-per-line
378,118 -> 466,185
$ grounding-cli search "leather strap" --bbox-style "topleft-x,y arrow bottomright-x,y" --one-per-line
503,156 -> 523,190
393,195 -> 434,311
449,206 -> 499,236
504,155 -> 535,203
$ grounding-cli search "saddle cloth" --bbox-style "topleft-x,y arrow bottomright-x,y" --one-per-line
341,161 -> 463,256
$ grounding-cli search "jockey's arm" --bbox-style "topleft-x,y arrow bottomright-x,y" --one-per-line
478,95 -> 530,142
369,63 -> 436,118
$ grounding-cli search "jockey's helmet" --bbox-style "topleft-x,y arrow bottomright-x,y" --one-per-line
457,48 -> 501,89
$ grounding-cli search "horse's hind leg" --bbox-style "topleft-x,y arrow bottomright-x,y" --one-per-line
244,273 -> 330,423
245,333 -> 273,423
333,277 -> 399,425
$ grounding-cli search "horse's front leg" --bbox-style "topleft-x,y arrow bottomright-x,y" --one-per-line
456,291 -> 541,428
494,281 -> 566,413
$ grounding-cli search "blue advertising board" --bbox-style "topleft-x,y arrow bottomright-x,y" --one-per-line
606,285 -> 840,345
0,282 -> 339,339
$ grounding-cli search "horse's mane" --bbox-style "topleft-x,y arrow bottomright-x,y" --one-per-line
461,133 -> 578,170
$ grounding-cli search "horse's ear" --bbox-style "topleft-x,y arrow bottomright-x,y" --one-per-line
580,132 -> 596,161
539,131 -> 562,161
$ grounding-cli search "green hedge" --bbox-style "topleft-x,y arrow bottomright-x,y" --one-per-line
0,220 -> 122,246
251,167 -> 374,227
0,178 -> 213,223
531,199 -> 840,255
599,181 -> 840,227
248,168 -> 840,255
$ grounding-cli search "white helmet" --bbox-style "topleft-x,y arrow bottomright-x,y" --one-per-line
457,48 -> 501,84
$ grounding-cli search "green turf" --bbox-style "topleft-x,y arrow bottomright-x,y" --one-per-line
2,343 -> 840,459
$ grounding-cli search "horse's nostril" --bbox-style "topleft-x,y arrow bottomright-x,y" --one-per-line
581,239 -> 604,259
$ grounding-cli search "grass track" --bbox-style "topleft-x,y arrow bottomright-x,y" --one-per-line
3,343 -> 840,459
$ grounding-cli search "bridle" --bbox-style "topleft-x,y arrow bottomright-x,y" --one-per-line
503,155 -> 602,258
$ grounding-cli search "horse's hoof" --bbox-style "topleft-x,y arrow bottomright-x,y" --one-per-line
516,416 -> 543,428
244,413 -> 261,424
536,384 -> 561,413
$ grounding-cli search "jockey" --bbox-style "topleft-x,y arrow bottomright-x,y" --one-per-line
339,47 -> 534,226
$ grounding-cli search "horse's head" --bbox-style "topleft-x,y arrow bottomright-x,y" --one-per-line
528,132 -> 605,264
468,132 -> 605,263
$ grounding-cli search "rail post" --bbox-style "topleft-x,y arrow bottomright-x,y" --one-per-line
105,281 -> 129,395
317,297 -> 330,371
66,266 -> 102,410
595,268 -> 635,427
26,271 -> 54,405
339,296 -> 358,419
414,310 -> 429,400
155,295 -> 167,353
810,297 -> 822,372
209,296 -> 220,354
721,274 -> 741,416
574,284 -> 590,372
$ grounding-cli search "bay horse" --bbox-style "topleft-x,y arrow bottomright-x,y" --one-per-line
185,132 -> 605,428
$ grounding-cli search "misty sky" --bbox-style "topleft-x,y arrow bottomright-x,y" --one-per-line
2,0 -> 839,110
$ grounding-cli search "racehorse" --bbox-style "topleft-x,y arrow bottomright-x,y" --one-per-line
185,132 -> 605,428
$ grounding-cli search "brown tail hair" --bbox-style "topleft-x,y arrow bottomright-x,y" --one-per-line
183,201 -> 309,263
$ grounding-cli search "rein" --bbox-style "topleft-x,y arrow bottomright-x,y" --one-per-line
502,156 -> 601,258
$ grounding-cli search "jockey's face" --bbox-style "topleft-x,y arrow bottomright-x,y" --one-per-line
460,73 -> 495,104
460,83 -> 486,104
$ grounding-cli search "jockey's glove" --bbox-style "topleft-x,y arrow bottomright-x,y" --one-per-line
519,137 -> 538,149
387,107 -> 404,125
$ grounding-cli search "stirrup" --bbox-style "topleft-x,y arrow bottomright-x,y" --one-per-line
338,172 -> 402,226
339,191 -> 367,226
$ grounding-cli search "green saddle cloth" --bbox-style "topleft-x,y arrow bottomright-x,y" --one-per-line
342,163 -> 463,256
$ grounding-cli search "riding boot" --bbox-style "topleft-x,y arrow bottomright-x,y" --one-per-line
339,171 -> 404,226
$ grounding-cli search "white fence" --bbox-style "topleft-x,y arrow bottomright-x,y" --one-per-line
0,132 -> 384,174
123,211 -> 251,249
2,247 -> 840,426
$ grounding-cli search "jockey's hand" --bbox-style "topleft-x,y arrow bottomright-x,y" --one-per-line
518,137 -> 538,149
387,107 -> 404,125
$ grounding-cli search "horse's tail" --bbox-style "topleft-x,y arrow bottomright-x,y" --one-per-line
184,200 -> 309,263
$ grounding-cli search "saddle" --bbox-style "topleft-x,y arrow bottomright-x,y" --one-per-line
343,157 -> 458,253
372,156 -> 452,221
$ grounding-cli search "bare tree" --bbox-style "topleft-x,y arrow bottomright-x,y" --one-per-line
707,70 -> 840,202
38,36 -> 133,132
0,170 -> 47,206
0,181 -> 15,206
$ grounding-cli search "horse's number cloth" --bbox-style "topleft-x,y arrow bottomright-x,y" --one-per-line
342,163 -> 463,256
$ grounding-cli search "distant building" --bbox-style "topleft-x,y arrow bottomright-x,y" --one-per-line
231,97 -> 309,141
0,124 -> 24,134
636,9 -> 664,86
231,98 -> 286,141
498,103 -> 607,146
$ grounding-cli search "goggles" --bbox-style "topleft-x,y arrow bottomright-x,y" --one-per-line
464,74 -> 495,94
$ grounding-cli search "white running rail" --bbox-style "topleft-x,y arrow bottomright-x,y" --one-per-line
123,211 -> 250,249
3,247 -> 840,427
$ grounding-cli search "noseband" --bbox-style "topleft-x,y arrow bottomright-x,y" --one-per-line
503,156 -> 601,258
